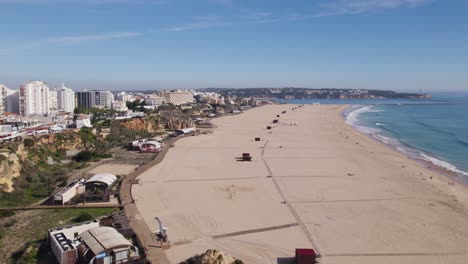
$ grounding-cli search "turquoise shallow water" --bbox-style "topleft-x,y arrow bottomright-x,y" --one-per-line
278,93 -> 468,178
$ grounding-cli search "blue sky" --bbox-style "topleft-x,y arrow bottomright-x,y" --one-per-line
0,0 -> 467,91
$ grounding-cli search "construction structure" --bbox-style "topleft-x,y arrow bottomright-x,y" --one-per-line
85,173 -> 118,202
79,226 -> 140,264
53,180 -> 85,205
49,221 -> 141,264
49,220 -> 100,264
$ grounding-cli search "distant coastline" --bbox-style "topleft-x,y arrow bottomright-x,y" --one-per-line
198,87 -> 431,100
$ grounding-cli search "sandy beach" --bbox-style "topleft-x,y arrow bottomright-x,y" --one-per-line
133,104 -> 468,264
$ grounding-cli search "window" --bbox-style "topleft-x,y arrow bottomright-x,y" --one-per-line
115,250 -> 128,262
103,255 -> 113,264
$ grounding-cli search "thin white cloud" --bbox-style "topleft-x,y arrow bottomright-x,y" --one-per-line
316,0 -> 431,17
0,32 -> 142,55
0,0 -> 167,4
163,11 -> 296,32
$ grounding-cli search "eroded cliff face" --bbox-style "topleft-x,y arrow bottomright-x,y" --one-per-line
33,133 -> 82,150
0,133 -> 85,192
0,149 -> 22,193
120,117 -> 160,133
159,111 -> 194,130
165,117 -> 194,130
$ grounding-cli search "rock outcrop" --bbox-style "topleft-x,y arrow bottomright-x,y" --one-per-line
159,111 -> 194,130
28,133 -> 83,150
0,149 -> 22,192
165,118 -> 194,130
181,249 -> 243,264
120,117 -> 159,133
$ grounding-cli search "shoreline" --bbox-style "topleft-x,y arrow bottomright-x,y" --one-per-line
342,104 -> 468,186
133,104 -> 468,263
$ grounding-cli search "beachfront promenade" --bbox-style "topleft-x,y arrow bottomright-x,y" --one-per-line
132,105 -> 468,264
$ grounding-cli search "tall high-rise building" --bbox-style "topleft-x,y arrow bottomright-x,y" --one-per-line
49,88 -> 59,111
19,81 -> 50,116
77,90 -> 114,109
57,84 -> 75,113
5,88 -> 19,114
0,84 -> 8,114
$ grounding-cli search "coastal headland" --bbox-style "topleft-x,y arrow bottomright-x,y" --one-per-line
133,104 -> 468,264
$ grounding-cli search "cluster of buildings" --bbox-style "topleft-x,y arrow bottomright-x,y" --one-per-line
1,81 -> 226,117
52,173 -> 118,205
49,220 -> 140,264
0,81 -> 227,142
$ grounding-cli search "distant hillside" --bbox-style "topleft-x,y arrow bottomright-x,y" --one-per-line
198,88 -> 431,100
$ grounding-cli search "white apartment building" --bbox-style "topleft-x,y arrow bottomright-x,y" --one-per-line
116,91 -> 135,102
0,85 -> 19,114
144,95 -> 165,109
96,90 -> 114,108
57,84 -> 75,113
49,89 -> 59,111
112,100 -> 128,112
0,84 -> 8,114
19,80 -> 50,116
159,90 -> 195,106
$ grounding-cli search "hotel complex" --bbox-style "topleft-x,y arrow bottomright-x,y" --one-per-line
158,89 -> 195,106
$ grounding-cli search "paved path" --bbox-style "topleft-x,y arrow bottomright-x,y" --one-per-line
120,136 -> 191,264
0,204 -> 121,211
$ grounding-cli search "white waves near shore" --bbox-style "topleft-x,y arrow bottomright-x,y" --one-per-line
346,105 -> 468,178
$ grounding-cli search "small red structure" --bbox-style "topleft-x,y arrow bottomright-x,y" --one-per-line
295,248 -> 316,264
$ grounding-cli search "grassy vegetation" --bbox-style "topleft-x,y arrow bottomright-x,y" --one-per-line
0,208 -> 117,263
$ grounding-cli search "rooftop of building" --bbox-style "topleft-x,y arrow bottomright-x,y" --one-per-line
86,173 -> 117,186
80,226 -> 132,255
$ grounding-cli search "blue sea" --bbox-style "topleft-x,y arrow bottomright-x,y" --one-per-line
278,93 -> 468,180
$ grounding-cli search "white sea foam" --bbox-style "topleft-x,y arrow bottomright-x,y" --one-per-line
345,105 -> 468,178
345,105 -> 382,135
420,153 -> 468,177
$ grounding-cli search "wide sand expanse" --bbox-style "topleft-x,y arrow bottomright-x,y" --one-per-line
133,104 -> 468,264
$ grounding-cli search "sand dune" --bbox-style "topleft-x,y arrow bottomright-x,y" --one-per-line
133,104 -> 468,264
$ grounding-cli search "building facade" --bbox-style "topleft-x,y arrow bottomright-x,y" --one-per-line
77,90 -> 114,109
0,84 -> 8,114
49,220 -> 100,264
57,84 -> 76,113
159,90 -> 194,106
49,89 -> 59,111
144,95 -> 165,109
19,81 -> 50,116
0,84 -> 20,114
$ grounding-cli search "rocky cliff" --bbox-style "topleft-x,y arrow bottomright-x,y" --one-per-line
0,149 -> 22,192
120,117 -> 160,133
181,249 -> 243,264
159,111 -> 194,130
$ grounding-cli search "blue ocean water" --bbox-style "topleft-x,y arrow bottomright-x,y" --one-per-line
278,93 -> 468,178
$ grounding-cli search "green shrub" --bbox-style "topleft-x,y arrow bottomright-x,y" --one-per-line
74,212 -> 94,222
23,138 -> 35,148
74,151 -> 93,162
